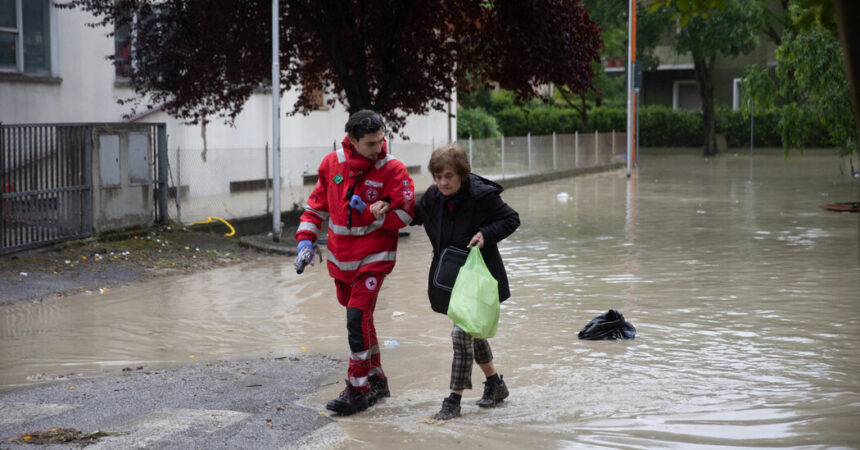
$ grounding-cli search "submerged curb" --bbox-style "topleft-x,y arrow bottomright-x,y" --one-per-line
238,234 -> 298,256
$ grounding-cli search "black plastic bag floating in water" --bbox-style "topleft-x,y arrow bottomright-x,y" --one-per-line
577,309 -> 636,340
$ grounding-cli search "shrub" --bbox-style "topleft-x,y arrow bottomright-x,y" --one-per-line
716,106 -> 782,148
527,107 -> 582,134
457,107 -> 501,140
638,106 -> 702,147
488,90 -> 517,113
494,107 -> 529,136
586,106 -> 626,132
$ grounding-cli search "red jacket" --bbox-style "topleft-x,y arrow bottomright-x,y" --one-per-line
296,136 -> 415,281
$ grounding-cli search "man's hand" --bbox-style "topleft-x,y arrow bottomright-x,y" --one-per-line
294,239 -> 316,274
369,200 -> 391,219
349,194 -> 367,214
467,231 -> 485,249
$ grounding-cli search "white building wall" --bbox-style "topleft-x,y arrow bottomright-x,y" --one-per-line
1,5 -> 454,222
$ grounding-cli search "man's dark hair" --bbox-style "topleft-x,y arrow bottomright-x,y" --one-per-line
345,109 -> 386,140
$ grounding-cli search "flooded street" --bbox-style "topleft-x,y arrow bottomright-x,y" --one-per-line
2,149 -> 859,447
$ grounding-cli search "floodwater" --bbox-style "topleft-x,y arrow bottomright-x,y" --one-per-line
2,148 -> 859,448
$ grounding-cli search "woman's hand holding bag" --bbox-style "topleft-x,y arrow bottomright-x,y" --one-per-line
446,246 -> 500,339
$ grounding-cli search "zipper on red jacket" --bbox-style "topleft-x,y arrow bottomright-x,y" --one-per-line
345,170 -> 364,230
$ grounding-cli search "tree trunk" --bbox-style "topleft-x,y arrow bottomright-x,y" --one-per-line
694,55 -> 717,157
833,0 -> 860,153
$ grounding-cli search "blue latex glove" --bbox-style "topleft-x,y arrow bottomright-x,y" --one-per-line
349,194 -> 367,214
297,239 -> 313,253
294,240 -> 315,274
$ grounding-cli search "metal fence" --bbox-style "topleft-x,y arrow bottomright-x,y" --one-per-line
164,131 -> 624,227
462,131 -> 626,179
1,123 -> 167,254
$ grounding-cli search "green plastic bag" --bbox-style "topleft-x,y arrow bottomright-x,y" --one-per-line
446,247 -> 500,339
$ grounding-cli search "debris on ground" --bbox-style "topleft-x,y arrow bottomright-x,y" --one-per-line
9,428 -> 122,446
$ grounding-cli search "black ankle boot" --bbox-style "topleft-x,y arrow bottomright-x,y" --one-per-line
326,380 -> 369,415
435,396 -> 461,420
476,374 -> 509,407
367,375 -> 390,406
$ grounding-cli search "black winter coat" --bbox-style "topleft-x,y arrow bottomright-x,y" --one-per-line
412,174 -> 520,314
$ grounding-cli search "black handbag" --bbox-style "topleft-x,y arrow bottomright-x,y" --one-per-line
432,246 -> 469,291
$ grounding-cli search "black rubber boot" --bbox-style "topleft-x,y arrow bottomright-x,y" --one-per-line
367,375 -> 390,406
476,375 -> 509,407
326,380 -> 369,415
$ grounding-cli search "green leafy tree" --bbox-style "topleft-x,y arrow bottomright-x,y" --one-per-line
655,0 -> 859,146
648,0 -> 726,27
554,1 -> 673,126
672,0 -> 762,156
584,0 -> 674,70
743,24 -> 857,156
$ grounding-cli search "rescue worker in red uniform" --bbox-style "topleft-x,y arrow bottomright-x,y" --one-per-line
295,110 -> 415,415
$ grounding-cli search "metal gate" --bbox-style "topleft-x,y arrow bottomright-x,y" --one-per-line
1,124 -> 93,254
1,123 -> 168,255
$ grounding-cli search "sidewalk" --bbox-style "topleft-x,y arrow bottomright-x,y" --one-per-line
0,356 -> 342,449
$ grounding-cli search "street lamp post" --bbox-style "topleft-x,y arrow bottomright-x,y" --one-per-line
271,0 -> 282,241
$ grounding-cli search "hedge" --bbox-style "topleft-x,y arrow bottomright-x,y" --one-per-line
475,104 -> 832,148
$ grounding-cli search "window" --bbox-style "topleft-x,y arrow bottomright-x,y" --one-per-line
303,85 -> 326,110
672,80 -> 701,110
732,77 -> 744,110
114,8 -> 158,79
0,0 -> 51,74
114,11 -> 132,78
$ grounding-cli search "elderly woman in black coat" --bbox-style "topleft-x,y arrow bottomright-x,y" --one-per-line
410,144 -> 520,420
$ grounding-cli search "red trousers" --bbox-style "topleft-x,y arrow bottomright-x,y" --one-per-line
335,274 -> 385,391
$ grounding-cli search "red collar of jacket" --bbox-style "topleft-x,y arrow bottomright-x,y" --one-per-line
341,135 -> 388,172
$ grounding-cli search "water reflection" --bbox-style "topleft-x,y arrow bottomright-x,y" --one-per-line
2,149 -> 859,447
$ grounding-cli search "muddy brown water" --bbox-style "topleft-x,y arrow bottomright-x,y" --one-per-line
2,149 -> 859,447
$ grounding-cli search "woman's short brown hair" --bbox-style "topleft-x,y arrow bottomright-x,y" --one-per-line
428,144 -> 471,180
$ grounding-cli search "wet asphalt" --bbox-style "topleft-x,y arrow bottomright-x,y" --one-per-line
0,355 -> 342,449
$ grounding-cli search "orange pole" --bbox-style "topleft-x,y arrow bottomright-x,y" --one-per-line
631,0 -> 637,166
